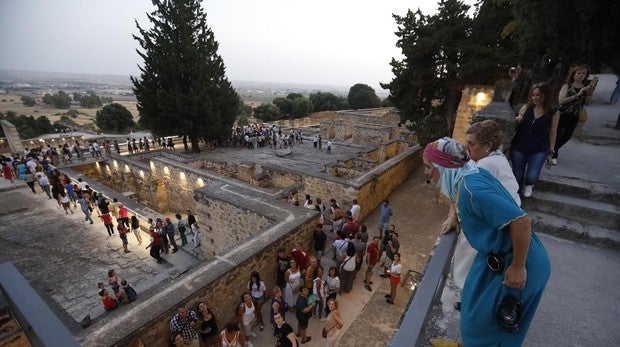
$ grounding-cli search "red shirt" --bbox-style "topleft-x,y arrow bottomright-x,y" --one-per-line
102,294 -> 118,311
150,231 -> 162,247
366,242 -> 379,266
119,206 -> 128,218
291,248 -> 309,270
101,213 -> 113,225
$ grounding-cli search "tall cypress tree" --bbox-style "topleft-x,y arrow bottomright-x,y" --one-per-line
131,0 -> 239,152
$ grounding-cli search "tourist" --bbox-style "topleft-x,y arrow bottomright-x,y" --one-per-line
553,65 -> 598,165
170,331 -> 185,347
100,212 -> 115,236
352,232 -> 366,279
1,162 -> 14,183
330,200 -> 344,233
349,199 -> 361,222
315,197 -> 327,224
169,304 -> 200,347
312,266 -> 325,321
99,289 -> 118,312
423,136 -> 550,346
59,192 -> 74,214
341,216 -> 360,239
275,248 -> 291,289
175,213 -> 188,246
326,140 -> 332,154
77,194 -> 94,224
121,280 -> 137,302
358,224 -> 369,243
145,221 -> 164,264
237,292 -> 258,344
130,215 -> 143,244
119,204 -> 130,228
295,286 -> 316,344
381,232 -> 400,278
187,209 -> 201,248
37,172 -> 52,198
113,140 -> 120,155
338,241 -> 356,293
324,299 -> 344,346
511,83 -> 559,197
219,321 -> 245,347
164,217 -> 179,253
324,267 -> 340,316
196,302 -> 219,347
379,200 -> 393,232
384,252 -> 402,305
128,338 -> 145,347
156,218 -> 169,254
270,287 -> 289,328
109,197 -> 121,219
24,171 -> 36,193
273,312 -> 297,347
312,223 -> 327,262
117,218 -> 131,253
364,236 -> 380,291
247,271 -> 267,331
291,242 -> 309,272
283,259 -> 302,309
304,256 -> 318,289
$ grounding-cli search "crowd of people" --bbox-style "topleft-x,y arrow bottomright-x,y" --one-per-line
145,194 -> 401,347
231,124 -> 305,150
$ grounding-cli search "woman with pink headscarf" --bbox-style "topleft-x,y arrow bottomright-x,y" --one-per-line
423,137 -> 550,347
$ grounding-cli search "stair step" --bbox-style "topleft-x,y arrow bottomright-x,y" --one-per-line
523,190 -> 620,230
536,175 -> 619,205
529,211 -> 620,249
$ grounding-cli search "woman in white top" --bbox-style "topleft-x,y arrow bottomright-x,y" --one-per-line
324,267 -> 340,316
247,271 -> 267,331
237,292 -> 258,343
219,321 -> 245,347
283,260 -> 302,308
386,253 -> 402,305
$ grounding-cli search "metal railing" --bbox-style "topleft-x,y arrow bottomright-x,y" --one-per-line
390,229 -> 458,346
0,262 -> 79,347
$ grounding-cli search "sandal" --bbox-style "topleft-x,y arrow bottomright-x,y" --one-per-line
302,336 -> 312,344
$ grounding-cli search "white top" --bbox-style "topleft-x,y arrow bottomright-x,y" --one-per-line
248,280 -> 267,299
240,302 -> 255,326
390,262 -> 402,275
220,330 -> 241,347
469,150 -> 521,206
350,204 -> 361,220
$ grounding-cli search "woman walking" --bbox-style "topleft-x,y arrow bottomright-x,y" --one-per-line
324,299 -> 344,347
385,253 -> 402,305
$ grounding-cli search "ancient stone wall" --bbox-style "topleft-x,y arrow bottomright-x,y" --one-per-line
451,85 -> 494,143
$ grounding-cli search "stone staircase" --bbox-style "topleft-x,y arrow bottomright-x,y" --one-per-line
523,176 -> 620,249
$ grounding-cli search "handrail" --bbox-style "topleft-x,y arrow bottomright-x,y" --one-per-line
0,262 -> 79,347
390,229 -> 458,347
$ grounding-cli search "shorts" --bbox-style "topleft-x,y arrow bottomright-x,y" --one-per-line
252,294 -> 265,305
366,265 -> 375,274
120,235 -> 128,244
390,275 -> 401,286
297,316 -> 309,329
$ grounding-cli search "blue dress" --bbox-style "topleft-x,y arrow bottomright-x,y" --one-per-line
456,169 -> 550,346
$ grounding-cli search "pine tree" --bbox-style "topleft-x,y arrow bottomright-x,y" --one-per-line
131,0 -> 239,152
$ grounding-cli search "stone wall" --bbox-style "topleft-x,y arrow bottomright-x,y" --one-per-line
451,85 -> 494,143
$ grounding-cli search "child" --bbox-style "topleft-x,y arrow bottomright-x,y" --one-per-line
117,219 -> 130,253
100,213 -> 114,236
121,280 -> 138,302
60,192 -> 74,214
99,289 -> 118,311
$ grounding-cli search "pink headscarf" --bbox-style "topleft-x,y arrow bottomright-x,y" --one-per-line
423,137 -> 468,168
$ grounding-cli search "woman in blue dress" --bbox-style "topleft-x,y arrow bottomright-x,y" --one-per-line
424,137 -> 550,347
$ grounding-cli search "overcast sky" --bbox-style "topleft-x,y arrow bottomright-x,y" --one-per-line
0,0 -> 462,89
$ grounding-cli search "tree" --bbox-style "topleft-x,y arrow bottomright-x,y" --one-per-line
96,103 -> 136,133
309,92 -> 348,111
504,0 -> 619,74
254,103 -> 281,122
347,83 -> 381,109
272,97 -> 292,116
20,95 -> 36,106
291,97 -> 314,118
80,92 -> 103,108
236,101 -> 253,126
42,91 -> 71,109
132,0 -> 239,152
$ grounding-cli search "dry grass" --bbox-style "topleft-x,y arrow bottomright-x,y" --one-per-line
0,94 -> 139,126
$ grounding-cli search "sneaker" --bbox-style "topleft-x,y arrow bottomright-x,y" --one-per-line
523,185 -> 533,198
552,158 -> 557,165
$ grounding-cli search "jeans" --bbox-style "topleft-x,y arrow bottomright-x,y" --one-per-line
40,184 -> 52,199
511,149 -> 548,187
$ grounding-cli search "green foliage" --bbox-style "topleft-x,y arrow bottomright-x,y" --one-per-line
272,97 -> 292,116
20,95 -> 36,106
1,111 -> 53,139
79,92 -> 103,108
132,0 -> 240,152
383,0 -> 516,144
347,83 -> 381,109
66,109 -> 80,118
291,97 -> 314,118
381,98 -> 393,107
272,95 -> 314,118
286,93 -> 303,100
309,92 -> 348,111
236,101 -> 253,126
254,103 -> 281,122
95,103 -> 136,133
42,91 -> 71,109
504,0 -> 619,73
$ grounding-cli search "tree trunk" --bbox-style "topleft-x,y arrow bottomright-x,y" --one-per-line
190,136 -> 201,153
444,84 -> 463,136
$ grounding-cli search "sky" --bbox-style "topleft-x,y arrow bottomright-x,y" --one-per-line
0,0 -> 466,90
